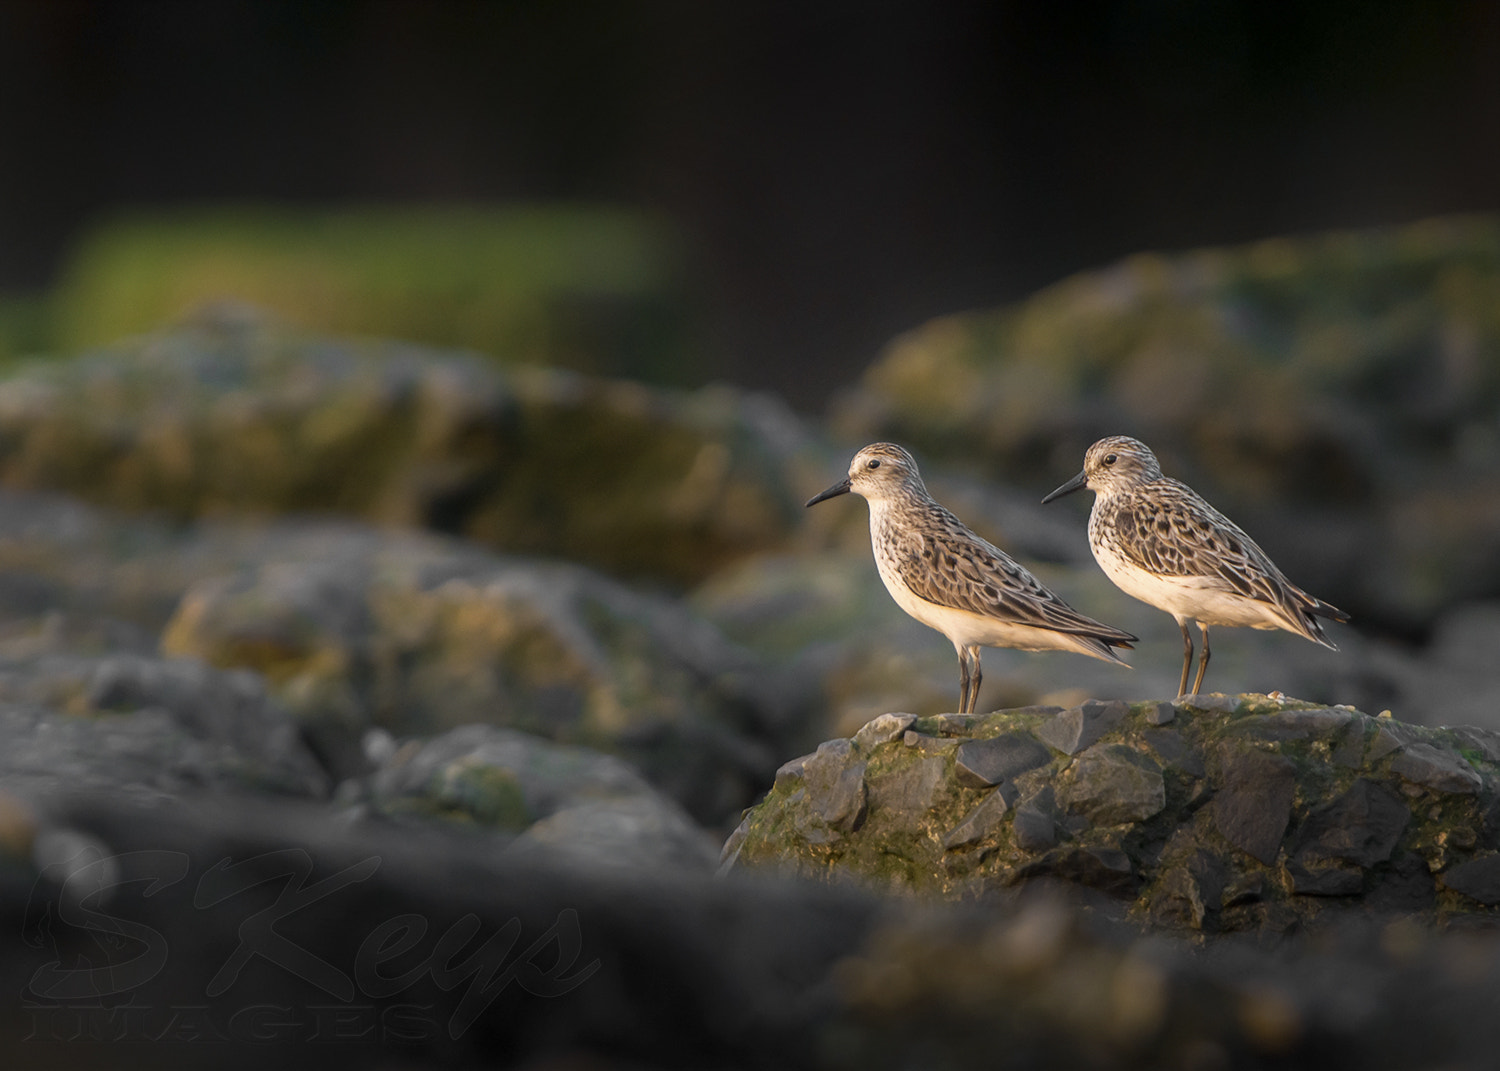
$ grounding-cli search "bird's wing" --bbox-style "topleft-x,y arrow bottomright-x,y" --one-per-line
890,503 -> 1137,641
1109,480 -> 1321,615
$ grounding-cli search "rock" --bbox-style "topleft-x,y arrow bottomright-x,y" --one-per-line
368,723 -> 650,821
1140,727 -> 1204,777
0,315 -> 821,586
1058,745 -> 1165,826
1389,743 -> 1483,794
1438,853 -> 1500,905
1153,850 -> 1228,929
0,652 -> 328,807
1211,748 -> 1297,865
854,712 -> 917,749
953,732 -> 1052,788
730,696 -> 1500,934
1036,699 -> 1129,755
1013,844 -> 1137,898
868,756 -> 947,819
1145,702 -> 1175,725
510,796 -> 721,873
160,531 -> 790,824
786,739 -> 869,834
1287,779 -> 1410,895
943,789 -> 1013,850
17,790 -> 1500,1071
364,722 -> 718,871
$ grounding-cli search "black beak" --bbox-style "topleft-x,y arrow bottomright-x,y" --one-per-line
1041,470 -> 1088,504
805,477 -> 851,507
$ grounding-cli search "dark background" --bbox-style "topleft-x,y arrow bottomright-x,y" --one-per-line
2,0 -> 1497,409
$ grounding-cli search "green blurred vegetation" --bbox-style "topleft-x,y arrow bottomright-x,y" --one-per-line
6,203 -> 697,382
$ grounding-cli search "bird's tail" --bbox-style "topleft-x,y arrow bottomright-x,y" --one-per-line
1297,594 -> 1349,651
1067,631 -> 1136,667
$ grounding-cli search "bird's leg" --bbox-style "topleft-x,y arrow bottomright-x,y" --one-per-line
957,647 -> 971,715
967,646 -> 983,714
1191,625 -> 1211,696
1177,621 -> 1193,698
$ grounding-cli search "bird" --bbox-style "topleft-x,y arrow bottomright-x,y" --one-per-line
1042,435 -> 1348,697
806,442 -> 1136,714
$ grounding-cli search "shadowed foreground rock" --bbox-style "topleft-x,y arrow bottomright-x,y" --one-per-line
726,694 -> 1500,933
5,792 -> 1500,1070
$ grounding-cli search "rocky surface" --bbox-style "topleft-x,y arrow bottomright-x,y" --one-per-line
158,528 -> 797,825
6,791 -> 1500,1070
0,307 -> 822,585
0,650 -> 328,807
5,219 -> 1500,1067
726,694 -> 1500,934
833,214 -> 1500,631
357,722 -> 722,872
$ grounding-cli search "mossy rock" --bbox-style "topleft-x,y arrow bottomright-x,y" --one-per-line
725,693 -> 1500,933
0,309 -> 818,585
160,530 -> 797,825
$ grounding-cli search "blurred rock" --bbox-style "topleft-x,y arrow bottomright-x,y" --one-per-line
360,722 -> 720,873
0,309 -> 823,585
833,214 -> 1500,631
10,791 -> 1500,1069
0,652 -> 327,807
159,526 -> 795,826
727,693 -> 1500,933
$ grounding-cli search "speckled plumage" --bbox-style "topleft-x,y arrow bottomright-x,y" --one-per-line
807,442 -> 1135,714
1044,435 -> 1348,696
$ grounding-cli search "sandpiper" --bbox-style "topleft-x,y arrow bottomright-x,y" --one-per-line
807,442 -> 1135,714
1043,435 -> 1348,697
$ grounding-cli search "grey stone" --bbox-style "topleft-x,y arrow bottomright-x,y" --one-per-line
1330,717 -> 1369,768
1013,786 -> 1059,851
161,535 -> 787,825
0,653 -> 329,806
853,712 -> 917,750
510,796 -> 721,872
369,723 -> 655,827
867,755 -> 946,818
1366,851 -> 1436,912
1439,853 -> 1500,905
1183,695 -> 1241,714
1142,728 -> 1205,777
1451,726 -> 1500,765
1154,850 -> 1227,929
1058,745 -> 1165,825
903,730 -> 958,755
1013,845 -> 1137,897
1390,743 -> 1483,794
802,739 -> 869,831
942,789 -> 1013,850
1146,702 -> 1176,726
1365,725 -> 1409,763
1264,707 -> 1356,733
1036,699 -> 1129,756
954,733 -> 1052,788
1223,871 -> 1267,907
1288,780 -> 1410,896
1212,748 -> 1297,864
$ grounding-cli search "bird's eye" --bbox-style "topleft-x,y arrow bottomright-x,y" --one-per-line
867,459 -> 881,469
1103,454 -> 1117,466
